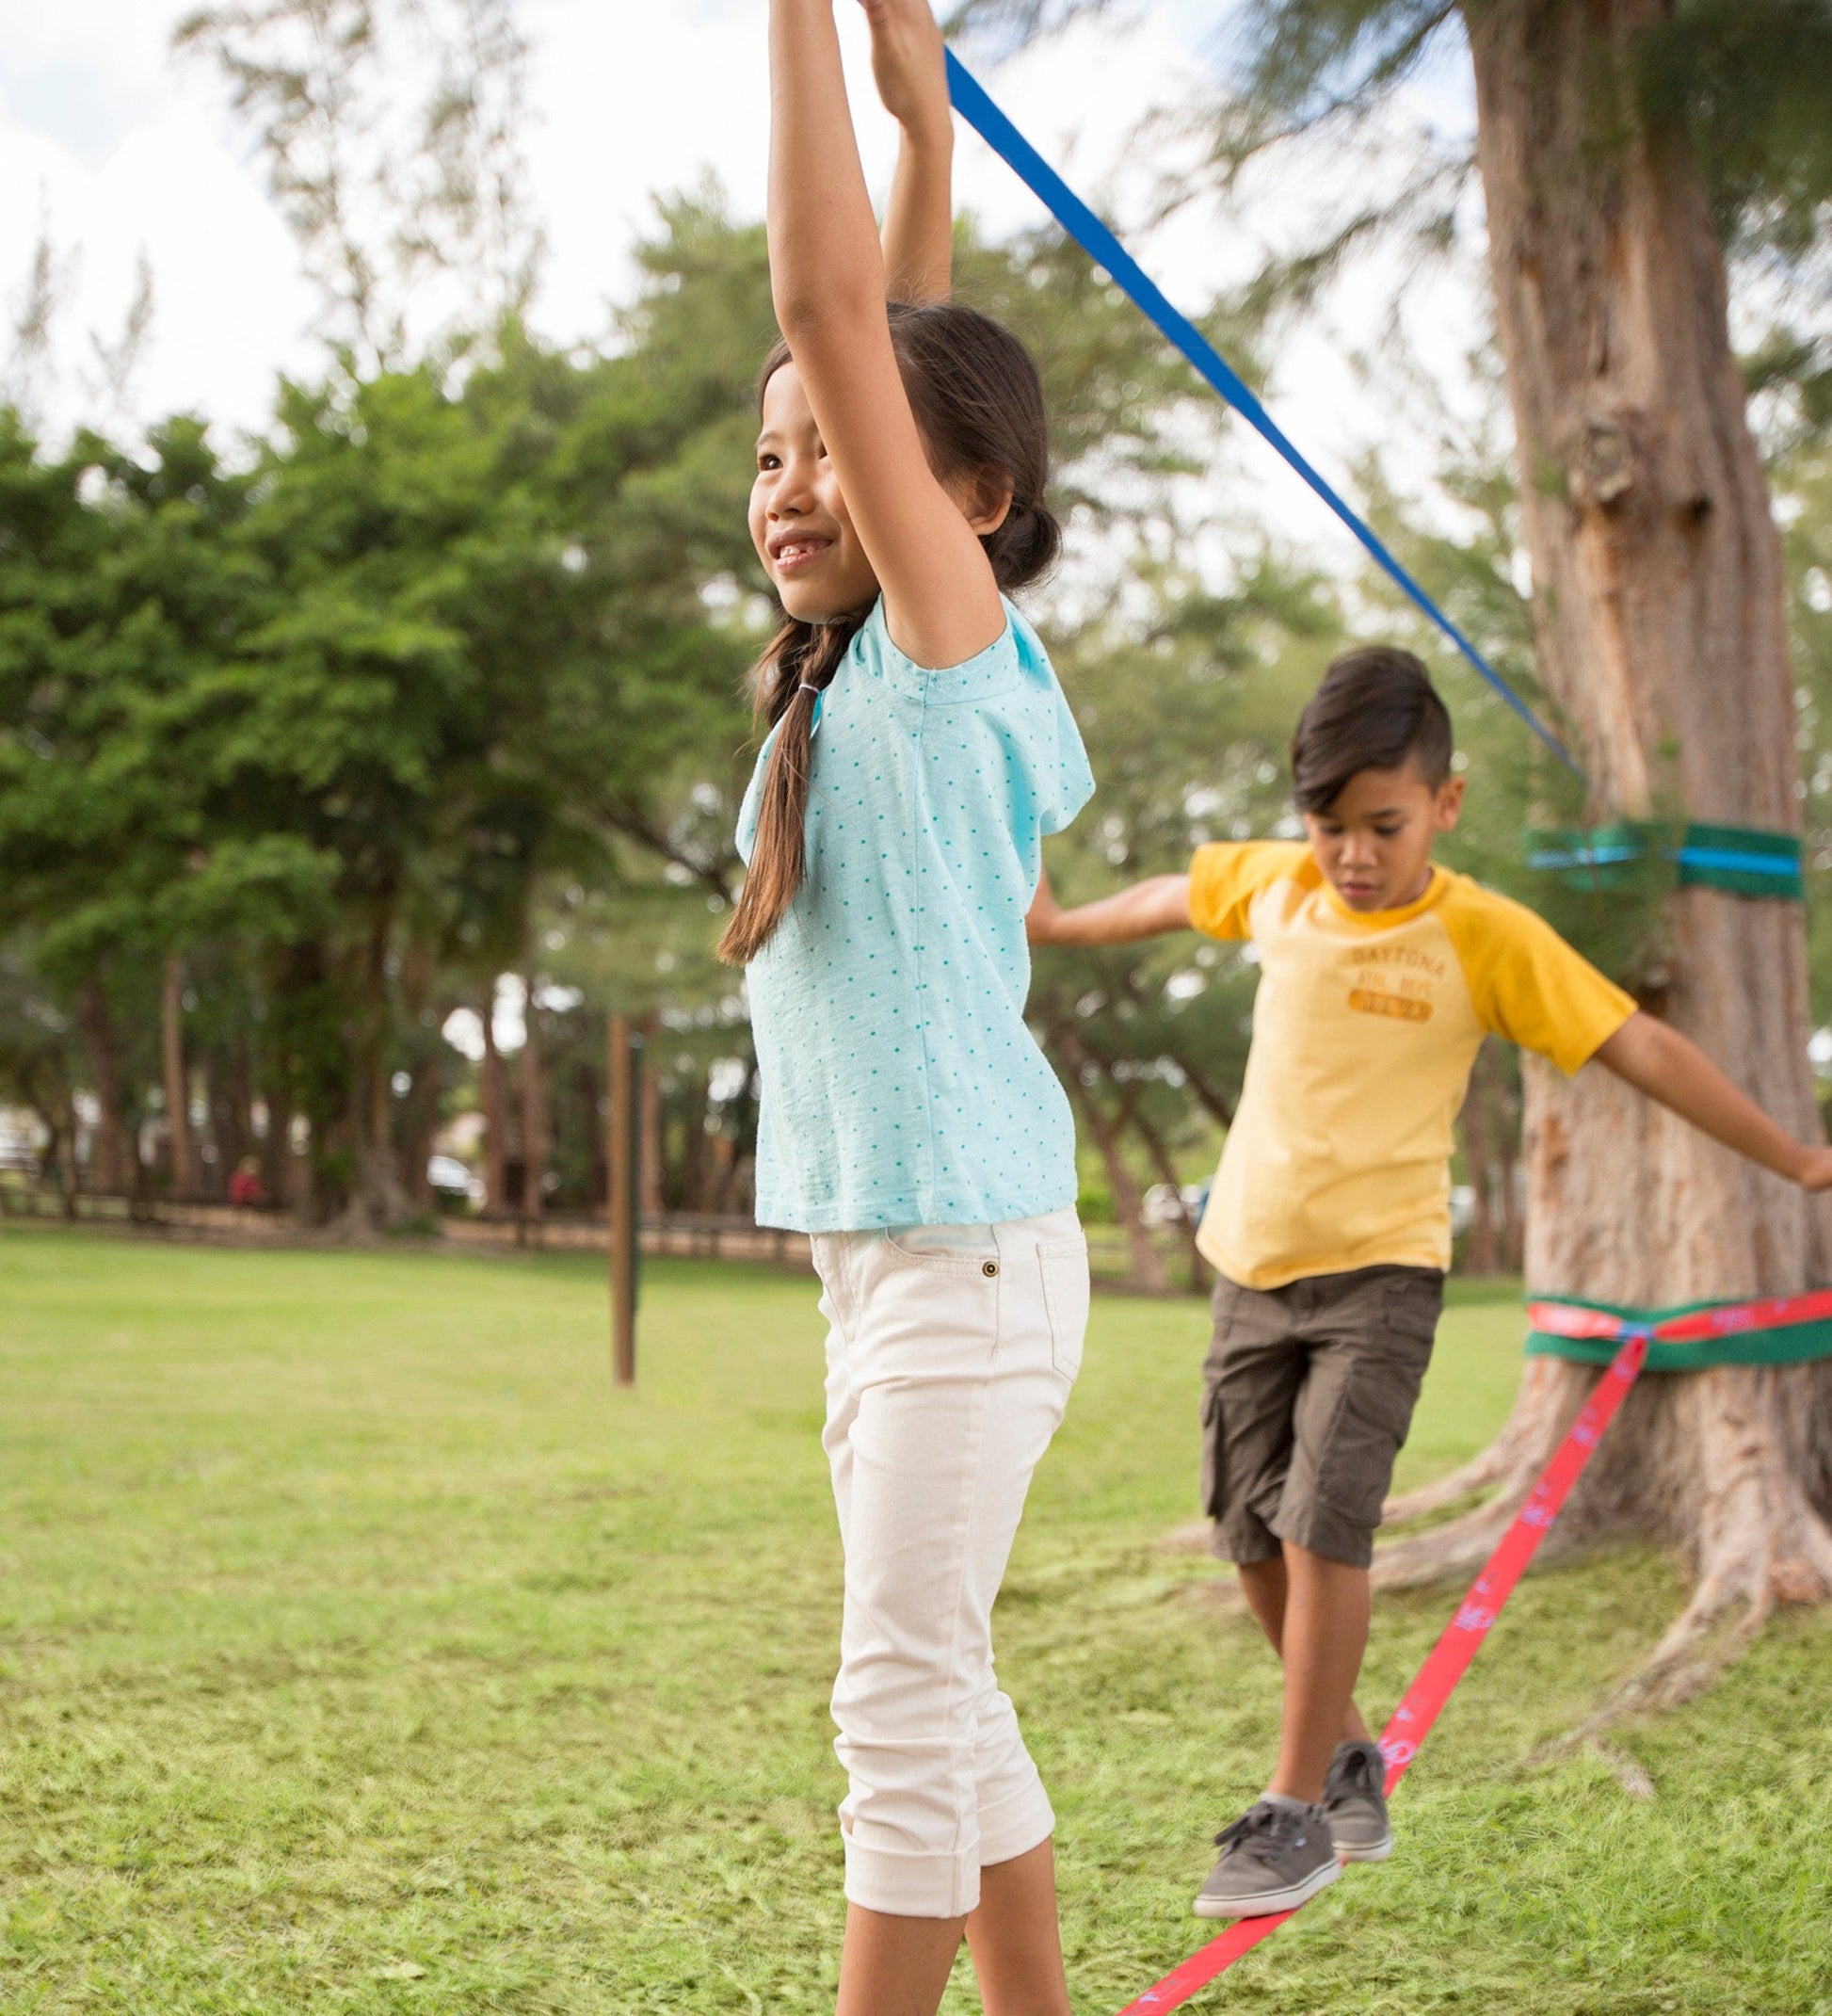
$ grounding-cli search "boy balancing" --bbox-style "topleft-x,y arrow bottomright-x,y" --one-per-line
1028,646 -> 1832,1920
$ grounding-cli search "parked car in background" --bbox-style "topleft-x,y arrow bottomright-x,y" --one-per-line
428,1155 -> 485,1210
1140,1181 -> 1212,1231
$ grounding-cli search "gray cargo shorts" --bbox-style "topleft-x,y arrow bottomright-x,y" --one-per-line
1199,1264 -> 1444,1571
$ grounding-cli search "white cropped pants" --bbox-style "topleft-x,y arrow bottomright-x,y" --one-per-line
810,1208 -> 1090,1919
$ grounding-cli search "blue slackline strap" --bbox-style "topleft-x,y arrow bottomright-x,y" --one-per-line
943,49 -> 1584,779
1679,847 -> 1797,879
1528,846 -> 1800,878
1525,821 -> 1805,897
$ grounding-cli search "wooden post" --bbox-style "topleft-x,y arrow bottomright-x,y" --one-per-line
608,1014 -> 640,1387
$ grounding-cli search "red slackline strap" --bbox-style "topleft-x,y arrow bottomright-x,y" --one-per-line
1527,1286 -> 1832,1347
1116,1330 -> 1648,2015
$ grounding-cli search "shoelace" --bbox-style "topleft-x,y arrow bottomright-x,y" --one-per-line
1213,1800 -> 1310,1858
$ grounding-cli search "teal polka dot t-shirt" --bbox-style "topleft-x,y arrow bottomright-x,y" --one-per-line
736,596 -> 1094,1234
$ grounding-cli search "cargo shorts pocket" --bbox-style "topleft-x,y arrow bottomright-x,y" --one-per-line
1199,1381 -> 1227,1518
1038,1237 -> 1090,1380
1311,1307 -> 1438,1529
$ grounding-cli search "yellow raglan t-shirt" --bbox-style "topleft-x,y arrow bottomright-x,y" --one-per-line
1190,842 -> 1636,1290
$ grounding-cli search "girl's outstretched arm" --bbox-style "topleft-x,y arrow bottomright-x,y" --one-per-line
869,0 -> 954,303
768,0 -> 1004,669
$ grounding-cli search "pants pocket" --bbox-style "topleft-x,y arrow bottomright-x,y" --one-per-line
1037,1237 -> 1090,1381
1199,1381 -> 1227,1517
1311,1334 -> 1435,1530
882,1224 -> 1003,1281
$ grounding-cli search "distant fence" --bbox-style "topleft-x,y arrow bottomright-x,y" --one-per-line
0,1187 -> 297,1237
444,1211 -> 814,1269
0,1184 -> 1204,1293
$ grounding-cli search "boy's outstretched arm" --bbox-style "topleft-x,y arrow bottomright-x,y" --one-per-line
1593,1011 -> 1832,1190
866,0 -> 954,303
1027,864 -> 1194,946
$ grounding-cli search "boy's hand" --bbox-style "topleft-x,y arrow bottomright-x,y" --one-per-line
863,0 -> 950,139
1795,1146 -> 1832,1191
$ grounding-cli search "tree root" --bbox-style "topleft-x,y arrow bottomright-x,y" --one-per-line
1545,1441 -> 1832,1752
1370,1487 -> 1530,1590
1584,1738 -> 1656,1799
1385,1357 -> 1588,1525
1379,1444 -> 1515,1525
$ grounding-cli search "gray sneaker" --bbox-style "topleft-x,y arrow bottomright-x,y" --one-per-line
1323,1740 -> 1394,1863
1194,1799 -> 1342,1918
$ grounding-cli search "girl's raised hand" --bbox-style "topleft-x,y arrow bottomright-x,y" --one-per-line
863,0 -> 950,138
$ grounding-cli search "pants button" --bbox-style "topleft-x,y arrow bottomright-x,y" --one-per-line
982,1261 -> 999,1278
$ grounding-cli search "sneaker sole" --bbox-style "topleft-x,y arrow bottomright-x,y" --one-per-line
1333,1831 -> 1394,1863
1193,1855 -> 1342,1919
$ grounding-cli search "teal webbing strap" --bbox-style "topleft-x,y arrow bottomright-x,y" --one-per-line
1527,821 -> 1804,900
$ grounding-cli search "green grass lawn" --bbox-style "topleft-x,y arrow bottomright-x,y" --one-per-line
2,1228 -> 1828,2015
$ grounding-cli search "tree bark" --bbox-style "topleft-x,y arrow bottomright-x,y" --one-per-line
1056,1029 -> 1165,1294
1392,0 -> 1832,1712
161,956 -> 196,1197
1132,1100 -> 1208,1295
640,1016 -> 665,1218
341,921 -> 415,1235
679,1066 -> 710,1213
260,1073 -> 296,1212
213,1042 -> 255,1202
1458,1039 -> 1522,1276
479,983 -> 509,1217
520,986 -> 548,1226
77,981 -> 129,1196
406,1051 -> 441,1215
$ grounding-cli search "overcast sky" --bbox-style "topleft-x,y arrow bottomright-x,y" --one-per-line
0,1 -> 1485,559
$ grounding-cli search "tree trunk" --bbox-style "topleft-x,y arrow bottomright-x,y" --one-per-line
1132,1101 -> 1208,1295
161,955 -> 195,1198
479,984 -> 509,1217
406,1051 -> 441,1215
679,1067 -> 710,1213
213,1042 -> 255,1202
520,987 -> 548,1227
77,981 -> 129,1195
341,922 -> 414,1235
1394,0 -> 1832,1714
640,1017 -> 665,1218
260,1073 -> 296,1213
1056,1030 -> 1165,1294
1458,1039 -> 1522,1277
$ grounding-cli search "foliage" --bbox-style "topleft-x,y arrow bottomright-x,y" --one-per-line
0,183 -> 1316,1242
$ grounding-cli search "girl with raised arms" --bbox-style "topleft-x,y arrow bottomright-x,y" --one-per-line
724,4 -> 1094,2011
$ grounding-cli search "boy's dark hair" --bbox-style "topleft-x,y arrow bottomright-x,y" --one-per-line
720,300 -> 1060,966
1291,647 -> 1454,814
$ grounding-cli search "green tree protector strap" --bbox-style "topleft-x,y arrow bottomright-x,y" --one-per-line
1527,1290 -> 1832,1369
1527,822 -> 1804,900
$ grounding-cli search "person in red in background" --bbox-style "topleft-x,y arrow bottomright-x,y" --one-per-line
228,1158 -> 266,1209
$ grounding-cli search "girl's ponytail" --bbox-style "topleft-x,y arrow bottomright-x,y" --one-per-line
716,609 -> 867,965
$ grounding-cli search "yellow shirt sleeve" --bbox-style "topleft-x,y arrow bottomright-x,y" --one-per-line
1189,842 -> 1310,941
1439,879 -> 1637,1074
